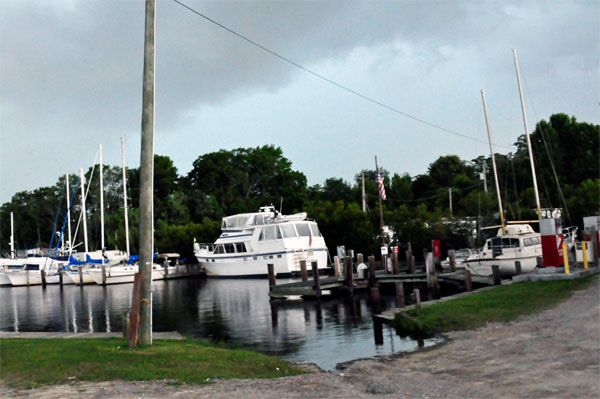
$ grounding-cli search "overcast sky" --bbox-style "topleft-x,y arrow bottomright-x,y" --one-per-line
1,0 -> 598,204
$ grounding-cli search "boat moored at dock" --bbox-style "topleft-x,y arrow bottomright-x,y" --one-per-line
194,206 -> 329,277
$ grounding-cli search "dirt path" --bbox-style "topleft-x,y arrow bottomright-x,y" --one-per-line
3,277 -> 599,398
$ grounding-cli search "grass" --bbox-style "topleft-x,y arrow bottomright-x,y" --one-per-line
394,275 -> 597,336
0,337 -> 304,389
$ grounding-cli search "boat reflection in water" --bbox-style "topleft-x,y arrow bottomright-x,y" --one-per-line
0,278 -> 441,370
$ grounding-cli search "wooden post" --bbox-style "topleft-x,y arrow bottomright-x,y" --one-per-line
406,247 -> 414,273
368,255 -> 376,288
431,274 -> 441,299
312,261 -> 321,297
357,253 -> 364,265
392,252 -> 399,274
414,288 -> 421,310
411,255 -> 416,273
425,252 -> 433,297
163,259 -> 168,279
370,286 -> 382,314
492,265 -> 501,285
514,260 -> 522,275
300,260 -> 308,282
128,272 -> 144,348
267,264 -> 276,290
449,249 -> 456,272
59,270 -> 64,288
79,266 -> 84,287
345,256 -> 354,294
41,270 -> 47,288
395,282 -> 405,308
101,265 -> 107,286
334,256 -> 341,278
465,269 -> 473,292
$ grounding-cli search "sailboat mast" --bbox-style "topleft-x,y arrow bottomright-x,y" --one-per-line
10,212 -> 14,259
121,137 -> 130,257
80,168 -> 89,253
99,144 -> 105,250
65,174 -> 73,255
512,49 -> 542,221
480,90 -> 506,235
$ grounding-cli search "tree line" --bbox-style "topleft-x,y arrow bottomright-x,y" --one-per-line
1,113 -> 598,261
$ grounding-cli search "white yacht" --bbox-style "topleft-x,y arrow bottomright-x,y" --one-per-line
88,262 -> 164,285
464,224 -> 541,277
156,253 -> 202,279
194,206 -> 329,277
4,257 -> 69,286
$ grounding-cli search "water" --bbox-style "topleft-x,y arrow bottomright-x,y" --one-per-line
0,277 -> 441,369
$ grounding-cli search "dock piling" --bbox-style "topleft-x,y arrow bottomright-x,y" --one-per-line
492,265 -> 501,285
395,282 -> 405,308
311,261 -> 321,297
515,261 -> 522,275
392,253 -> 399,274
101,265 -> 107,286
449,249 -> 456,272
300,260 -> 308,282
267,264 -> 276,290
370,286 -> 382,314
414,288 -> 421,310
465,269 -> 473,292
345,257 -> 354,294
79,266 -> 84,287
59,270 -> 64,288
368,256 -> 376,288
334,256 -> 341,278
128,273 -> 144,348
41,270 -> 47,288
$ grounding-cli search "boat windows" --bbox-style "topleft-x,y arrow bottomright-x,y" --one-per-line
309,223 -> 322,237
253,215 -> 265,226
295,223 -> 312,237
280,223 -> 297,238
524,238 -> 536,247
259,226 -> 282,241
224,243 -> 235,253
235,243 -> 247,253
502,238 -> 520,248
222,215 -> 250,229
214,244 -> 225,254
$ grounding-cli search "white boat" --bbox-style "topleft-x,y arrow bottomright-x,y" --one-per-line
156,253 -> 202,279
464,224 -> 542,277
441,248 -> 475,270
5,258 -> 68,286
194,206 -> 329,277
88,263 -> 164,285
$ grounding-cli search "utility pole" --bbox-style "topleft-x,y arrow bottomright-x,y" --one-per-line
361,172 -> 367,213
138,0 -> 155,346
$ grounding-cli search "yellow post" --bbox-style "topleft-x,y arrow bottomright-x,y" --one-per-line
562,243 -> 570,275
582,241 -> 589,270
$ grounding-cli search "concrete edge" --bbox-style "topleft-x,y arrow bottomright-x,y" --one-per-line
0,331 -> 186,340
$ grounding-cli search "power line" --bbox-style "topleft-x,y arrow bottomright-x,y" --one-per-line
172,0 -> 514,149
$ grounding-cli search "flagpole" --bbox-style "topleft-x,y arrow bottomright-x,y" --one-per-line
375,155 -> 387,271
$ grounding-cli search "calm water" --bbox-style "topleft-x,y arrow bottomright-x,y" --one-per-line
0,277 -> 441,369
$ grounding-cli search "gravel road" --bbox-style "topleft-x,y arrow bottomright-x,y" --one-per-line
3,276 -> 599,398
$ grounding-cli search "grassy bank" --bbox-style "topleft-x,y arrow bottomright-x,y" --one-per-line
394,276 -> 597,335
0,338 -> 304,389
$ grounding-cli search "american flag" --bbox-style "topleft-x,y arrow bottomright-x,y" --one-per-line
377,171 -> 387,200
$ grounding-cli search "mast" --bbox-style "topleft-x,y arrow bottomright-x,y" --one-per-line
10,212 -> 14,259
512,49 -> 542,221
99,144 -> 105,250
121,137 -> 130,257
80,168 -> 89,253
480,90 -> 506,235
361,172 -> 367,212
66,174 -> 73,255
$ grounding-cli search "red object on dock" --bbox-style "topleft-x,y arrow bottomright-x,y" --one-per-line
540,219 -> 560,267
432,240 -> 441,258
